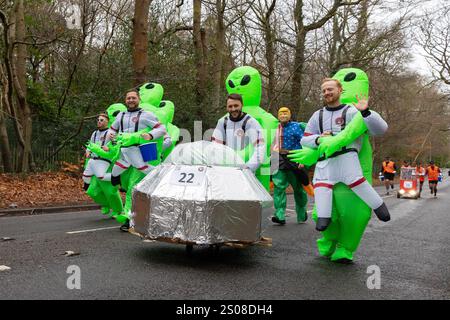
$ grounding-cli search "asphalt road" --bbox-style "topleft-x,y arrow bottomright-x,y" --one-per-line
1,173 -> 449,300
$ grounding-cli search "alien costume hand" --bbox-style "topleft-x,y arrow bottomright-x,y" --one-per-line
288,147 -> 320,166
317,112 -> 368,160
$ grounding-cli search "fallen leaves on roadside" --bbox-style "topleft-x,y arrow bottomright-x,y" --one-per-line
0,172 -> 91,209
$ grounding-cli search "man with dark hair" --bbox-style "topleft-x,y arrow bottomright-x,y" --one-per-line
107,89 -> 166,231
211,93 -> 266,173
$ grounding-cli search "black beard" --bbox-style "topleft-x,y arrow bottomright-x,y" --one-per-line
229,111 -> 242,121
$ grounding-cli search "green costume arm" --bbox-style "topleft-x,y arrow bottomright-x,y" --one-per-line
85,141 -> 120,161
288,112 -> 368,164
115,127 -> 152,147
317,112 -> 368,159
287,147 -> 320,166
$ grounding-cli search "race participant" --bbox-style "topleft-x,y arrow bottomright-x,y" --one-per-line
270,106 -> 313,225
414,162 -> 426,196
426,161 -> 441,198
301,78 -> 390,231
108,89 -> 166,230
83,113 -> 112,190
381,157 -> 397,195
211,93 -> 266,173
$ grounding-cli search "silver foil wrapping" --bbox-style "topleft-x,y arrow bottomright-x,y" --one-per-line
131,141 -> 273,244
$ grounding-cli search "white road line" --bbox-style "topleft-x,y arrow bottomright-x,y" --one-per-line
286,209 -> 313,213
66,226 -> 118,235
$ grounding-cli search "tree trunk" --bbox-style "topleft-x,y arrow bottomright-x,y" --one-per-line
290,29 -> 306,114
0,63 -> 13,172
132,0 -> 151,87
263,0 -> 277,113
212,0 -> 225,113
193,0 -> 207,117
14,0 -> 32,173
353,0 -> 369,68
0,104 -> 13,173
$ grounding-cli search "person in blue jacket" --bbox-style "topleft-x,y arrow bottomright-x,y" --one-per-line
271,107 -> 313,225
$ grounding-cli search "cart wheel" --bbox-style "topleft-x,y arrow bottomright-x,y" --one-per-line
209,244 -> 220,256
186,244 -> 193,255
397,192 -> 400,198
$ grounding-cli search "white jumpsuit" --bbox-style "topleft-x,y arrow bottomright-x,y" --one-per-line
108,108 -> 166,176
83,128 -> 112,183
211,112 -> 266,172
301,104 -> 388,219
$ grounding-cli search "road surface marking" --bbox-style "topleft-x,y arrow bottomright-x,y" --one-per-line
66,226 -> 118,235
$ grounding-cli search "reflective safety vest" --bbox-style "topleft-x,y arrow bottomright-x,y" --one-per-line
427,166 -> 440,181
383,161 -> 396,174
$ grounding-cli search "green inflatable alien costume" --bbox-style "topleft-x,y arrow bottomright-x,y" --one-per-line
289,68 -> 381,262
84,103 -> 127,218
225,66 -> 279,190
86,83 -> 179,225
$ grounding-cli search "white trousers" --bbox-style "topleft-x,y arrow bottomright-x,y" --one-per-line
112,146 -> 153,177
313,152 -> 383,219
83,159 -> 111,183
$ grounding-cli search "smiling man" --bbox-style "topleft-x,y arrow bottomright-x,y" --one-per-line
211,93 -> 266,173
301,78 -> 391,231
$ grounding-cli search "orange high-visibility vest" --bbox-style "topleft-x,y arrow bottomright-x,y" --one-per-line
427,166 -> 440,181
383,161 -> 395,173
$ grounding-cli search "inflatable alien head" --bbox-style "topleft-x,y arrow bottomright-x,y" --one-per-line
332,68 -> 369,105
106,103 -> 127,127
225,66 -> 262,107
158,100 -> 175,123
138,82 -> 164,107
139,101 -> 170,126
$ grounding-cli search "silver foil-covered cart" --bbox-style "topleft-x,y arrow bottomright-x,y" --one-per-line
130,141 -> 273,253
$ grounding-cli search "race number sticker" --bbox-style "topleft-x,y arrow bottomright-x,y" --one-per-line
404,181 -> 413,189
170,166 -> 207,186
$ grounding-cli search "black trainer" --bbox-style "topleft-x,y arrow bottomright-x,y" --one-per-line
316,217 -> 331,231
374,203 -> 390,222
120,219 -> 130,232
391,184 -> 394,189
271,216 -> 286,225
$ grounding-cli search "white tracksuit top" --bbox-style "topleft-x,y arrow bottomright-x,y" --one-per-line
89,128 -> 110,158
301,104 -> 388,154
108,108 -> 166,140
211,113 -> 266,172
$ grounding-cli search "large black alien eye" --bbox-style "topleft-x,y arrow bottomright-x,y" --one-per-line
145,83 -> 155,89
159,102 -> 166,108
228,80 -> 235,88
344,72 -> 356,82
240,75 -> 251,86
112,110 -> 120,117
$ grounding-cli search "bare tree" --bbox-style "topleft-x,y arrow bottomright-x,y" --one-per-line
417,6 -> 450,86
132,0 -> 152,86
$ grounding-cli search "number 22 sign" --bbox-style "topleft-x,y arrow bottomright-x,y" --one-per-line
170,166 -> 207,186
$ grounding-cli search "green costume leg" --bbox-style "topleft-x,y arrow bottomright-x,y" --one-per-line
313,205 -> 339,257
116,168 -> 146,224
256,165 -> 271,192
86,177 -> 109,213
98,180 -> 123,217
330,185 -> 371,262
287,171 -> 308,222
273,170 -> 290,221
